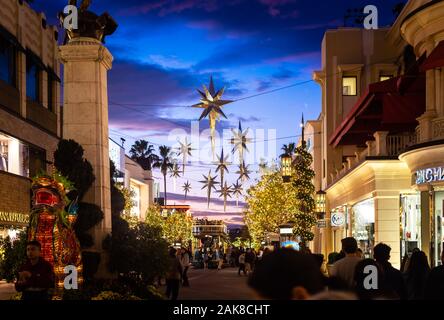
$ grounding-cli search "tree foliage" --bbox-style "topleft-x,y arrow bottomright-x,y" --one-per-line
292,142 -> 317,243
244,171 -> 299,242
105,163 -> 170,284
129,140 -> 159,171
145,205 -> 193,246
53,139 -> 104,249
153,146 -> 175,205
244,141 -> 317,245
0,233 -> 27,282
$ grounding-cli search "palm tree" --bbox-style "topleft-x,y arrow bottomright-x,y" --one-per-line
153,145 -> 174,205
281,142 -> 296,157
129,140 -> 159,171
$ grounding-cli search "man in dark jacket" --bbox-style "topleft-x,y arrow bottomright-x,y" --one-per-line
373,243 -> 407,300
15,241 -> 55,301
425,250 -> 444,300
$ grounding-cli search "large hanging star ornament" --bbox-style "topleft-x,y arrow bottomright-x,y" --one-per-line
218,182 -> 232,212
231,121 -> 252,164
231,181 -> 243,207
182,181 -> 192,200
177,137 -> 193,173
192,76 -> 233,159
236,161 -> 251,182
199,170 -> 219,208
170,162 -> 182,192
215,148 -> 230,186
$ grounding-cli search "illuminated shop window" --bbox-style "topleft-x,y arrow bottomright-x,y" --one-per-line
0,132 -> 45,178
400,194 -> 421,259
342,76 -> 357,96
435,190 -> 444,267
352,198 -> 375,258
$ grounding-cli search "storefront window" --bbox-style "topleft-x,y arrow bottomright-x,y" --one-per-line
352,199 -> 375,258
0,132 -> 45,178
401,194 -> 421,259
434,190 -> 444,266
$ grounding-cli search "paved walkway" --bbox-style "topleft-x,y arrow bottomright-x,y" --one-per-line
172,267 -> 257,300
0,281 -> 15,300
1,268 -> 257,300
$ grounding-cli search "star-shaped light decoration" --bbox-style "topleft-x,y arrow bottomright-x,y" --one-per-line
199,170 -> 219,208
231,181 -> 243,207
218,182 -> 232,212
192,76 -> 233,159
215,148 -> 230,186
177,137 -> 193,173
236,161 -> 251,183
169,162 -> 182,192
182,181 -> 192,200
230,121 -> 252,164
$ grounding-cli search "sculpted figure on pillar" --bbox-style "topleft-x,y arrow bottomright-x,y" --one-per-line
59,0 -> 118,44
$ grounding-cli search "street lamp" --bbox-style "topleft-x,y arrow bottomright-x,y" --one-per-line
315,190 -> 326,219
280,154 -> 292,183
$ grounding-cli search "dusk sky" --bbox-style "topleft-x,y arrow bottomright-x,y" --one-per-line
33,0 -> 404,226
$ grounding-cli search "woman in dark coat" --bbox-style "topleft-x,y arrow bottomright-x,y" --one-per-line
403,250 -> 430,300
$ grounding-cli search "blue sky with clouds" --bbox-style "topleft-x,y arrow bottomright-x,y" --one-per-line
32,0 -> 405,225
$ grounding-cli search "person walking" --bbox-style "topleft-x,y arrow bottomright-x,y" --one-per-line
329,237 -> 362,289
238,251 -> 246,276
403,250 -> 430,300
15,241 -> 55,301
180,248 -> 191,287
165,248 -> 183,300
203,249 -> 209,270
373,243 -> 407,300
424,250 -> 444,300
245,248 -> 256,275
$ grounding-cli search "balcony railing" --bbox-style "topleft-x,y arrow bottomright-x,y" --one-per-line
329,131 -> 417,186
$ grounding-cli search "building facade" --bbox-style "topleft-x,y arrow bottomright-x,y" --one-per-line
310,0 -> 444,268
109,138 -> 155,222
0,0 -> 61,239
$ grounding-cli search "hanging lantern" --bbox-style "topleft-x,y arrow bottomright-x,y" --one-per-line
281,154 -> 292,182
315,190 -> 326,218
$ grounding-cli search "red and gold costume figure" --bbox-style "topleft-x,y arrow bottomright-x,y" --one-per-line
28,174 -> 82,291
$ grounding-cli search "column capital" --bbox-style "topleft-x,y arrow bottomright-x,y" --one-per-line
59,37 -> 113,70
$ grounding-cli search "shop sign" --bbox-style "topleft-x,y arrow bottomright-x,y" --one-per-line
317,220 -> 327,228
415,166 -> 444,185
0,211 -> 29,225
331,212 -> 345,227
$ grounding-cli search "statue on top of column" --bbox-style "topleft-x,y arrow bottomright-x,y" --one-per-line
59,0 -> 118,44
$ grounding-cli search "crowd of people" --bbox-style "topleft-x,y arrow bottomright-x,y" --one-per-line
248,237 -> 444,300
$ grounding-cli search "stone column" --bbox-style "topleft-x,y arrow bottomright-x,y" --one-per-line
374,193 -> 401,269
59,37 -> 113,277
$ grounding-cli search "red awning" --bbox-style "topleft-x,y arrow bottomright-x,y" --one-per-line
420,41 -> 444,71
329,74 -> 425,147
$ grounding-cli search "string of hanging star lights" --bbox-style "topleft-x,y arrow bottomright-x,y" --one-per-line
106,53 -> 403,110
